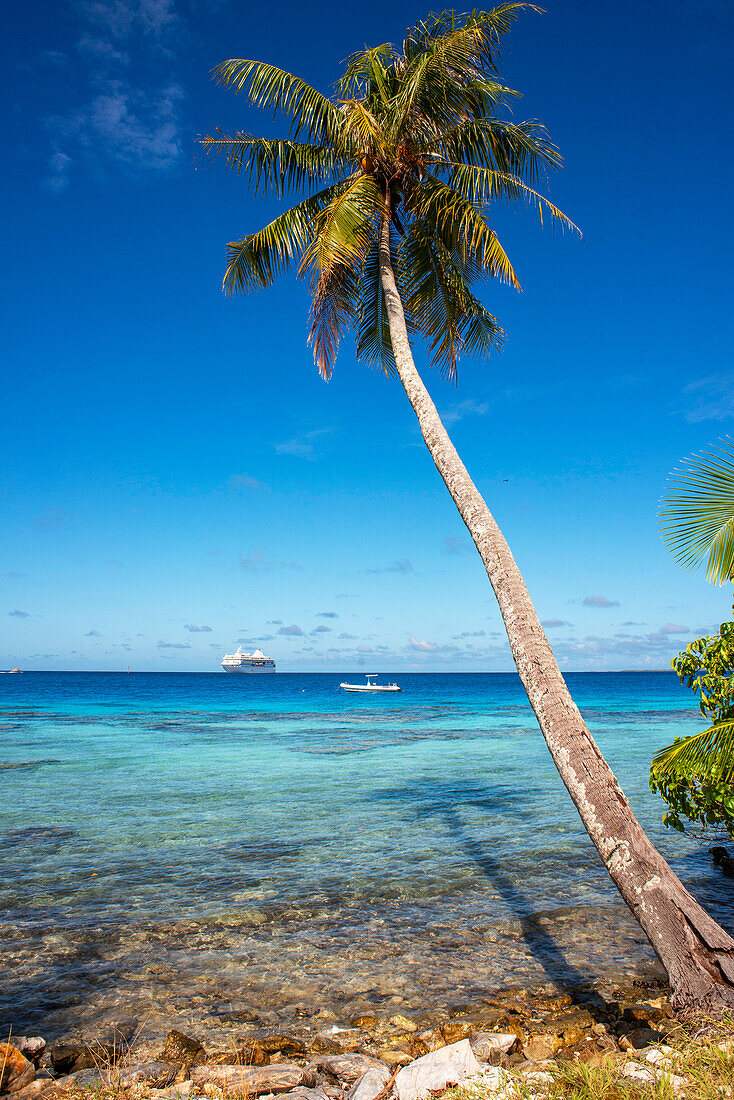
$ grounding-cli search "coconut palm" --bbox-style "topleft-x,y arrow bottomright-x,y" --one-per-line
652,441 -> 734,829
661,439 -> 734,586
202,4 -> 734,1012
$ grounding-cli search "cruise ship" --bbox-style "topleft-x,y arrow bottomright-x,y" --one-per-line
221,646 -> 276,673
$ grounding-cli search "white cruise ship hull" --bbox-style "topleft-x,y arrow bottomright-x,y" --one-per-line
222,663 -> 275,673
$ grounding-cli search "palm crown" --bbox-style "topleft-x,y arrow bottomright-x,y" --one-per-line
202,3 -> 577,381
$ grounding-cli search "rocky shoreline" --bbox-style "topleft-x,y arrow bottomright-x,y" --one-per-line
1,974 -> 685,1100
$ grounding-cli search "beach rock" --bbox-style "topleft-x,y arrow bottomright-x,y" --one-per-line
308,1039 -> 343,1057
117,1061 -> 178,1088
438,1021 -> 474,1045
208,1046 -> 267,1067
545,1009 -> 594,1035
162,1032 -> 205,1068
522,1035 -> 559,1062
286,1089 -> 332,1100
349,1017 -> 379,1032
148,1082 -> 195,1100
313,1056 -> 388,1086
471,1033 -> 517,1059
257,1037 -> 306,1058
619,1028 -> 664,1050
378,1052 -> 410,1068
11,1042 -> 45,1067
394,1040 -> 483,1100
347,1065 -> 392,1100
621,1061 -> 657,1085
388,1017 -> 417,1034
49,1042 -> 116,1075
4,1083 -> 51,1100
191,1063 -> 309,1096
42,1069 -> 108,1096
0,1044 -> 36,1095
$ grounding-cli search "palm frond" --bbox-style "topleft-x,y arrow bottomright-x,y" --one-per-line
401,219 -> 504,378
212,59 -> 343,145
408,174 -> 521,288
651,720 -> 734,786
309,262 -> 360,380
200,133 -> 343,196
661,439 -> 734,585
429,118 -> 561,183
402,5 -> 541,69
300,173 -> 381,280
337,44 -> 399,102
446,162 -> 580,233
223,183 -> 347,294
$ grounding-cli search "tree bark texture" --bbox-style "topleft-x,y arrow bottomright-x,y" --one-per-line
378,212 -> 734,1014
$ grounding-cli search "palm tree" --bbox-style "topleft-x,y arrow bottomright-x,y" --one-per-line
202,4 -> 734,1012
661,438 -> 734,587
653,440 -> 734,830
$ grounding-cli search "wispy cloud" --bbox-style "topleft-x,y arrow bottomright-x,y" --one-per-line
317,611 -> 338,619
582,594 -> 620,608
542,619 -> 569,628
683,373 -> 734,422
275,429 -> 330,460
240,551 -> 298,572
367,559 -> 414,575
228,473 -> 267,491
451,629 -> 487,639
33,508 -> 69,532
44,0 -> 183,190
85,629 -> 101,636
278,624 -> 304,637
443,536 -> 468,555
338,632 -> 357,640
8,609 -> 30,618
157,640 -> 191,649
184,624 -> 212,632
240,551 -> 274,573
440,399 -> 489,428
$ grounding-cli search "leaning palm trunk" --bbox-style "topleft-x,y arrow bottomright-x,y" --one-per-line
378,211 -> 734,1014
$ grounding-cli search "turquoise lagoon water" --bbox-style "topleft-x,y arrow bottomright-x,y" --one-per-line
1,671 -> 732,1039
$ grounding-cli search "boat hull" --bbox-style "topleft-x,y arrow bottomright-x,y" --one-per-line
339,684 -> 401,692
222,664 -> 276,673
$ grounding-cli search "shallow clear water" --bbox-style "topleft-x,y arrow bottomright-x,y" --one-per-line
1,671 -> 732,1040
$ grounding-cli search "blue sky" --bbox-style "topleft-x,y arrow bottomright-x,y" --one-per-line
2,0 -> 733,672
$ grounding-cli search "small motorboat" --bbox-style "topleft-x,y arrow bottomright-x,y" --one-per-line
339,675 -> 401,693
0,668 -> 22,674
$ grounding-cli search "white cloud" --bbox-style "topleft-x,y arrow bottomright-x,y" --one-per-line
229,473 -> 267,491
157,640 -> 191,649
683,374 -> 734,422
278,624 -> 304,636
184,624 -> 213,632
367,559 -> 414,575
8,609 -> 30,618
275,429 -> 330,460
409,636 -> 438,651
582,594 -> 620,608
44,0 -> 183,189
440,399 -> 489,428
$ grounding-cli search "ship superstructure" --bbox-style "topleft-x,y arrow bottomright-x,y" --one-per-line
221,646 -> 276,673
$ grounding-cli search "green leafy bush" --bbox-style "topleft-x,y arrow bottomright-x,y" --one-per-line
650,616 -> 734,837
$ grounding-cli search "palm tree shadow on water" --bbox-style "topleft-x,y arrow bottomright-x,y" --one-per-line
373,776 -> 614,994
